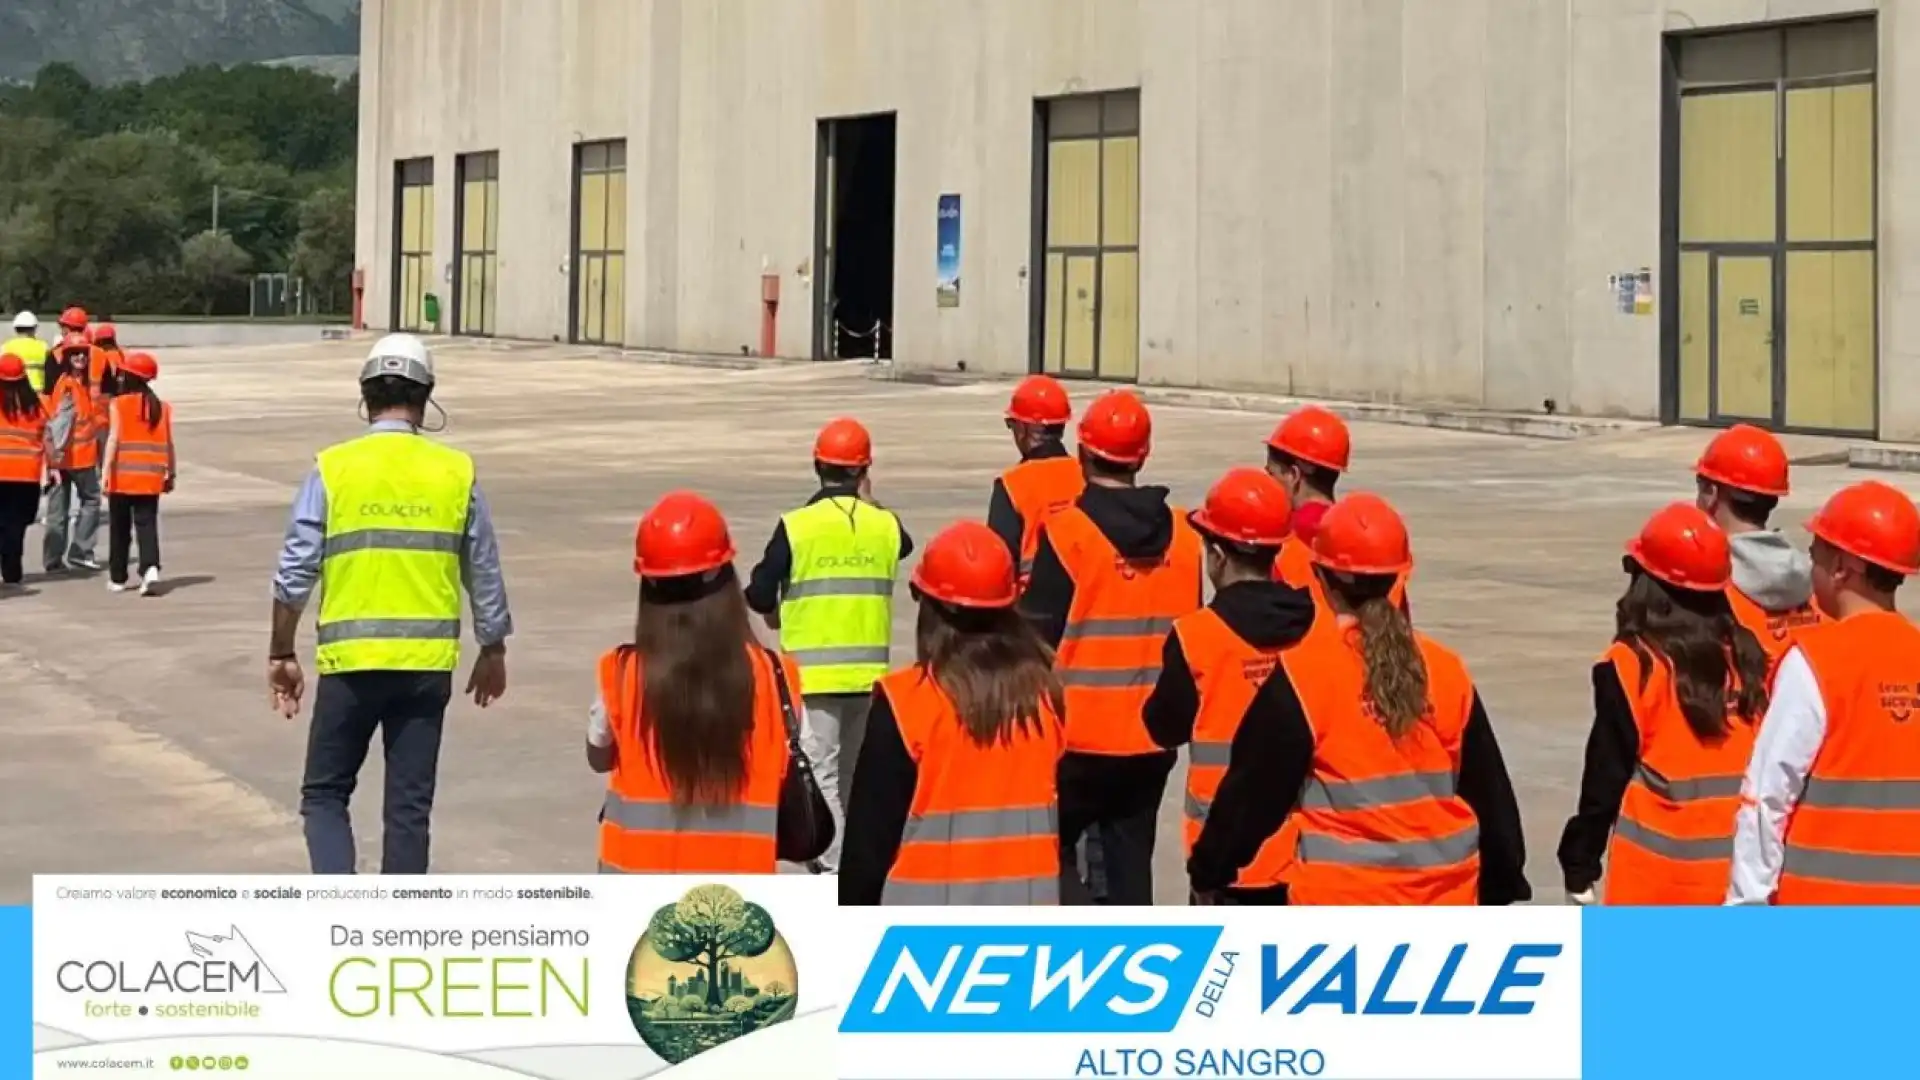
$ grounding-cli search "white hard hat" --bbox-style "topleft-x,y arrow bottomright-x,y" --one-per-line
12,311 -> 36,331
359,333 -> 435,387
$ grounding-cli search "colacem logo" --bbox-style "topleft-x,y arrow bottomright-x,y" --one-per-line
840,925 -> 1222,1034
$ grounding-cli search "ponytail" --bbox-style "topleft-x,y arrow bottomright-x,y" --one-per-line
1322,568 -> 1429,740
140,386 -> 162,428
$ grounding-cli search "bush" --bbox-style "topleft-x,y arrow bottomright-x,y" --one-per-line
723,995 -> 754,1015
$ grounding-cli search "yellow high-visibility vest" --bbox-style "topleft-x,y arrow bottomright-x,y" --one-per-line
4,336 -> 48,394
314,432 -> 472,674
778,497 -> 900,694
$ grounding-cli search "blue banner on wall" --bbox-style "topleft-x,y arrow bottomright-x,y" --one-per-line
936,194 -> 961,308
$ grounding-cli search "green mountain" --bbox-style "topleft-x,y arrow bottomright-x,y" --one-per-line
0,0 -> 359,84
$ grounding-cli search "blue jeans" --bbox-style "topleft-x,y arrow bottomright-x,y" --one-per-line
300,671 -> 452,874
42,465 -> 99,568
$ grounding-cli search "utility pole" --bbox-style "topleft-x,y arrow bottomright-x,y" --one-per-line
211,184 -> 220,234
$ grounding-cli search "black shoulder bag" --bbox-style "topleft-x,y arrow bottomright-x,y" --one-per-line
762,647 -> 836,869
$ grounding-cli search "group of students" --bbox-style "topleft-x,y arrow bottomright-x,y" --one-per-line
583,369 -> 1920,906
0,307 -> 176,593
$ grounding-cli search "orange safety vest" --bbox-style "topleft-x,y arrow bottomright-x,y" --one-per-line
1726,586 -> 1824,678
595,645 -> 794,873
0,403 -> 46,484
46,375 -> 99,471
877,666 -> 1065,903
1274,538 -> 1410,615
1776,611 -> 1920,905
1600,641 -> 1757,905
1174,607 -> 1298,888
105,395 -> 172,496
1048,505 -> 1204,755
1282,621 -> 1481,905
1002,455 -> 1085,579
88,346 -> 119,392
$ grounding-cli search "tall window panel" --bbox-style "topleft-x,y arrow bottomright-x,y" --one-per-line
455,152 -> 500,337
572,141 -> 628,346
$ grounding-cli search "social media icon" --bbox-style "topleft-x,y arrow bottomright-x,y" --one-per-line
218,1057 -> 233,1071
169,1057 -> 184,1072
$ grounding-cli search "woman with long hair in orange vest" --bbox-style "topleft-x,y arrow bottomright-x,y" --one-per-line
1189,493 -> 1530,905
840,520 -> 1067,904
1557,504 -> 1769,905
0,352 -> 50,588
587,491 -> 833,873
100,352 -> 175,595
42,331 -> 103,573
1147,468 -> 1316,905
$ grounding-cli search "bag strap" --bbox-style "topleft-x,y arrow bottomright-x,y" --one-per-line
760,646 -> 821,790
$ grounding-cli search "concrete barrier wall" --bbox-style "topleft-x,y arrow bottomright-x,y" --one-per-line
115,323 -> 347,350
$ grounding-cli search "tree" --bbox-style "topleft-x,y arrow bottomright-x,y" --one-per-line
291,186 -> 354,309
180,230 -> 249,314
645,885 -> 777,1009
724,995 -> 754,1016
760,981 -> 789,998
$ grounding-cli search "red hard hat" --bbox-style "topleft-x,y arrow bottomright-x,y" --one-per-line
59,331 -> 89,352
814,418 -> 874,467
633,491 -> 737,578
1311,493 -> 1412,575
58,307 -> 87,330
1077,390 -> 1152,466
1626,503 -> 1731,591
0,353 -> 25,383
1807,481 -> 1920,576
91,322 -> 118,344
1006,374 -> 1072,426
1267,405 -> 1352,473
1697,424 -> 1789,497
120,352 -> 159,381
1191,467 -> 1293,548
911,520 -> 1019,609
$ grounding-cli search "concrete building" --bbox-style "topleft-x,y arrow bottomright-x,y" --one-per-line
353,1 -> 1903,439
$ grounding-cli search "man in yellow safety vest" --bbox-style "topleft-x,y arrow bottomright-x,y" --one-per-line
5,313 -> 48,395
746,417 -> 911,873
266,334 -> 514,874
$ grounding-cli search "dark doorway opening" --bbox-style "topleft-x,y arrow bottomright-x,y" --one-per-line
814,114 -> 896,360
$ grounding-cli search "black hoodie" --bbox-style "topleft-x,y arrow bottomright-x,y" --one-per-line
1022,483 -> 1200,647
1143,579 -> 1318,753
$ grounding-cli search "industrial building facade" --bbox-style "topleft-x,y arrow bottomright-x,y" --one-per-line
353,0 -> 1911,439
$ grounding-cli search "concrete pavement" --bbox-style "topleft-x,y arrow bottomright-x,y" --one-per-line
1,338 -> 1907,904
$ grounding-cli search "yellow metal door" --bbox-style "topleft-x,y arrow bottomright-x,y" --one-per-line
1714,255 -> 1774,421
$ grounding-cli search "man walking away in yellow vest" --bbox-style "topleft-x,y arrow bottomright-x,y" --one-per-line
745,417 -> 911,873
5,313 -> 48,396
265,334 -> 514,874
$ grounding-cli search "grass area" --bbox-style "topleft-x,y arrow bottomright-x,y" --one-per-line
112,314 -> 352,325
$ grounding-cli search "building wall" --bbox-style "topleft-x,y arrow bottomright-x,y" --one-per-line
354,0 -> 1907,432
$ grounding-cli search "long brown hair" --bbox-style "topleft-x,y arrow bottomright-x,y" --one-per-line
1321,569 -> 1428,739
620,566 -> 758,807
120,374 -> 163,427
0,379 -> 38,422
1615,569 -> 1768,740
914,600 -> 1063,746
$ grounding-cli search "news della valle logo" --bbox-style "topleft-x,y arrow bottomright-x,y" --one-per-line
838,922 -> 1567,1078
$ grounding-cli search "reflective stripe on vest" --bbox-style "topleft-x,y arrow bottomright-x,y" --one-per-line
313,433 -> 472,674
779,498 -> 900,694
1049,506 -> 1203,755
1282,624 -> 1480,905
48,377 -> 98,470
878,667 -> 1064,905
1600,642 -> 1757,904
596,646 -> 791,874
106,397 -> 172,496
0,415 -> 42,483
1778,612 -> 1920,903
1174,607 -> 1297,888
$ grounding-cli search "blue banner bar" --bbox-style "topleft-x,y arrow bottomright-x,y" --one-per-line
1585,908 -> 1920,1079
1,905 -> 27,1070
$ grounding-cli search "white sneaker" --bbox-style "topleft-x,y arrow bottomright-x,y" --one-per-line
69,556 -> 101,572
139,567 -> 161,596
107,579 -> 131,593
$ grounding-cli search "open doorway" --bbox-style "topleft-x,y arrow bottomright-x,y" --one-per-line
814,113 -> 897,360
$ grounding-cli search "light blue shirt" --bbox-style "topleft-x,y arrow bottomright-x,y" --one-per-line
272,420 -> 514,647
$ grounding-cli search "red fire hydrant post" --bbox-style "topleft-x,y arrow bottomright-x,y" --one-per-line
351,267 -> 367,330
760,272 -> 780,358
